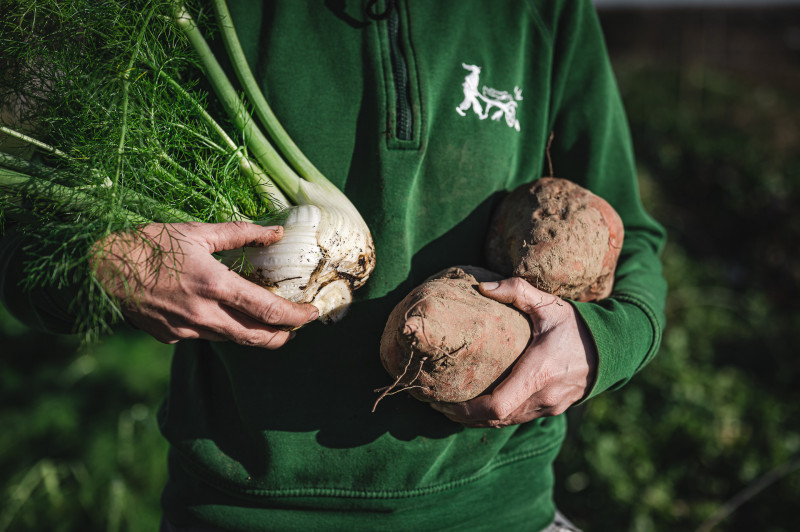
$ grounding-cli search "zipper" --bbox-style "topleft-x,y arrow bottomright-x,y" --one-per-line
386,3 -> 413,141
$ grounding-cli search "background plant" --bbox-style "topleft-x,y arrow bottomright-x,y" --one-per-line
555,8 -> 800,530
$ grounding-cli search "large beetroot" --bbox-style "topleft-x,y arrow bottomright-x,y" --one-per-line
376,266 -> 531,406
484,177 -> 624,302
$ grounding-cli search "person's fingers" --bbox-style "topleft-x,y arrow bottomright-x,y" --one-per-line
181,221 -> 285,254
431,380 -> 536,424
198,266 -> 319,328
197,307 -> 296,349
478,277 -> 560,316
187,222 -> 320,327
431,393 -> 551,428
119,221 -> 320,341
134,301 -> 296,349
430,340 -> 557,424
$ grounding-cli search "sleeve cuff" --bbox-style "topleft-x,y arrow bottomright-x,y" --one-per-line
570,294 -> 663,401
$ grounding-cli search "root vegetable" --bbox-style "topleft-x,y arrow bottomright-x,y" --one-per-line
484,177 -> 624,302
375,177 -> 623,408
375,266 -> 531,407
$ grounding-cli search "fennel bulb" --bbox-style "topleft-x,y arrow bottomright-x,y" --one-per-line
227,180 -> 375,324
178,2 -> 376,322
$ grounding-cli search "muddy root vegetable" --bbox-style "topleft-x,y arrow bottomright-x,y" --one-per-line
484,177 -> 624,302
375,266 -> 531,408
374,178 -> 623,409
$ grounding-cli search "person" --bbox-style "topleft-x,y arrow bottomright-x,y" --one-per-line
0,1 -> 667,530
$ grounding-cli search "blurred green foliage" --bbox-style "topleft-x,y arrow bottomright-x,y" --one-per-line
2,16 -> 800,532
555,61 -> 800,531
0,308 -> 171,532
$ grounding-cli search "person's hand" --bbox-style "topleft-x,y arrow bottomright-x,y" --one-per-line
430,277 -> 597,428
92,222 -> 319,349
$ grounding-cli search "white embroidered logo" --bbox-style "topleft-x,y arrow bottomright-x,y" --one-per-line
456,63 -> 523,132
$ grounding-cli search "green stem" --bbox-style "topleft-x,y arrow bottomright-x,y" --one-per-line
0,167 -> 198,225
0,151 -> 72,182
174,4 -> 305,204
152,66 -> 239,152
0,149 -> 206,222
211,0 -> 328,187
0,126 -> 73,162
0,167 -> 147,225
152,64 -> 291,207
163,121 -> 226,153
140,92 -> 250,219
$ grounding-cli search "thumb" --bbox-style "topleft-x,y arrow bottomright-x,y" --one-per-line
479,277 -> 558,316
197,222 -> 284,253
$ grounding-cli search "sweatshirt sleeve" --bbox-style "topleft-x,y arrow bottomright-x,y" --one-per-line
545,0 -> 668,398
0,226 -> 82,335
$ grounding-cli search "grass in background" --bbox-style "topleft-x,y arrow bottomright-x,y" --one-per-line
0,306 -> 171,532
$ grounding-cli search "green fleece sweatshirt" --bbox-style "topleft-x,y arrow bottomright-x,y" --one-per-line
0,1 -> 666,530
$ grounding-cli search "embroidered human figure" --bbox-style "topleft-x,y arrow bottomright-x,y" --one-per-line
456,64 -> 485,119
456,63 -> 522,131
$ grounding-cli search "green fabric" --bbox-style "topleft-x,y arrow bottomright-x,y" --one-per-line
0,0 -> 667,530
538,1 -> 668,398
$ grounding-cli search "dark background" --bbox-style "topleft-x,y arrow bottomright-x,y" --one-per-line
1,4 -> 799,531
556,5 -> 800,531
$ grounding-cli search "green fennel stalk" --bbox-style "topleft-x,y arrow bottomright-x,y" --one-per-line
0,0 -> 375,337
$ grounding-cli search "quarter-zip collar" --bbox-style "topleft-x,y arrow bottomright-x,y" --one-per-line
375,0 -> 421,149
387,5 -> 413,140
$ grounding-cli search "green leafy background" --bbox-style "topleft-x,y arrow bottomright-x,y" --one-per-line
2,6 -> 799,532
